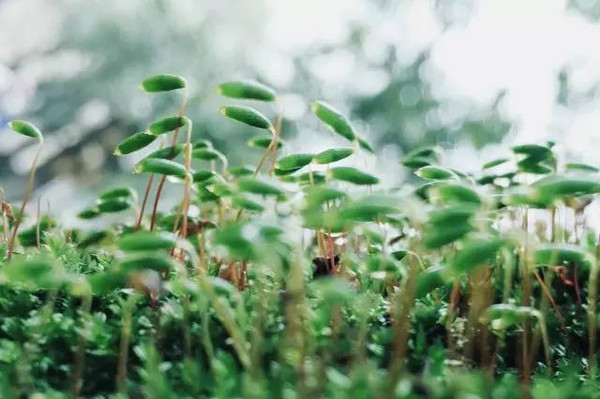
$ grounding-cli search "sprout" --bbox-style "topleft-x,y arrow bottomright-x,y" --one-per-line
314,148 -> 354,165
276,153 -> 314,171
329,167 -> 379,185
236,176 -> 284,197
114,131 -> 157,155
134,158 -> 188,179
218,80 -> 276,101
8,120 -> 44,141
219,105 -> 273,130
311,101 -> 356,141
146,116 -> 189,136
141,74 -> 186,93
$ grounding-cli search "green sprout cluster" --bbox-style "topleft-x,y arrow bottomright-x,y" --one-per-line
1,75 -> 600,397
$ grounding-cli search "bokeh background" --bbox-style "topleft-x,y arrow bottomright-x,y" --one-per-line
2,0 -> 600,224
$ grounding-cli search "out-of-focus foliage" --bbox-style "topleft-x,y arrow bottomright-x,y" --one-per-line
0,0 -> 512,203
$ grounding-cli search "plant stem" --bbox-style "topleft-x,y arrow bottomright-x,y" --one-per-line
150,89 -> 189,231
6,143 -> 43,259
589,257 -> 599,380
117,295 -> 138,394
71,293 -> 92,398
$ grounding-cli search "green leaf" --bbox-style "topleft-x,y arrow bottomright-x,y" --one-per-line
338,196 -> 398,222
120,253 -> 175,273
289,171 -> 327,185
565,163 -> 599,173
17,215 -> 56,247
416,265 -> 450,298
0,257 -> 63,290
314,148 -> 354,164
193,139 -> 212,149
97,198 -> 132,213
311,101 -> 356,141
8,120 -> 43,141
304,186 -> 347,207
146,144 -> 184,159
237,177 -> 284,196
99,187 -> 137,201
450,238 -> 506,274
192,169 -> 215,183
391,250 -> 407,261
147,116 -> 188,136
232,195 -> 264,212
428,205 -> 476,226
402,147 -> 439,169
134,158 -> 188,179
532,175 -> 600,200
248,136 -> 284,149
219,105 -> 272,130
114,131 -> 157,155
512,144 -> 552,159
432,183 -> 481,205
77,207 -> 100,220
274,167 -> 301,176
276,153 -> 314,171
415,166 -> 458,181
119,231 -> 178,252
330,167 -> 379,185
533,244 -> 592,267
424,224 -> 473,250
356,136 -> 374,153
483,158 -> 509,170
218,80 -> 276,101
228,165 -> 254,177
141,74 -> 186,92
192,148 -> 224,161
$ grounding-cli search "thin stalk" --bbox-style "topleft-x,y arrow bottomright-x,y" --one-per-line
35,196 -> 41,248
589,257 -> 599,379
235,122 -> 281,222
0,188 -> 9,244
71,293 -> 92,398
519,207 -> 533,385
6,143 -> 43,259
387,251 -> 419,395
180,121 -> 194,238
150,89 -> 189,231
117,295 -> 138,394
136,174 -> 155,231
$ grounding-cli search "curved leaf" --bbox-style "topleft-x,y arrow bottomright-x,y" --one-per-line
330,167 -> 379,185
276,153 -> 314,171
248,136 -> 284,149
311,101 -> 355,141
218,80 -> 276,101
237,177 -> 284,196
450,238 -> 506,274
119,231 -> 178,252
114,131 -> 157,155
147,116 -> 188,136
8,120 -> 43,141
314,148 -> 354,164
141,74 -> 186,92
134,158 -> 188,179
415,166 -> 457,181
220,105 -> 272,130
